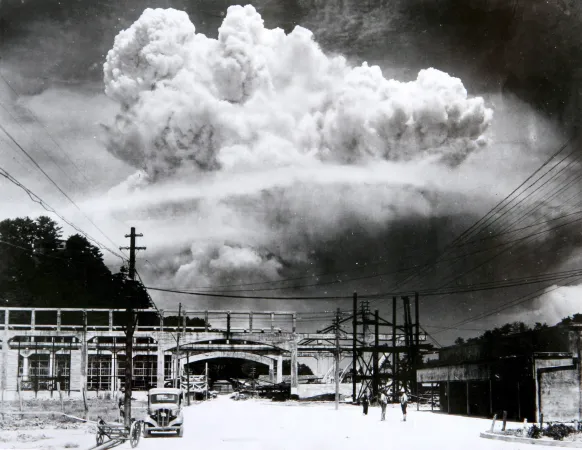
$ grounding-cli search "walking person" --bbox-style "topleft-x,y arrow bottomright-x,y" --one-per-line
361,393 -> 369,415
379,390 -> 388,421
400,388 -> 408,422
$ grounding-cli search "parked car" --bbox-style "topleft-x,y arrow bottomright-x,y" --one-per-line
142,388 -> 184,438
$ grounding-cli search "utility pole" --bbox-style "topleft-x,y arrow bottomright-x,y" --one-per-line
335,308 -> 341,411
175,303 -> 182,389
352,292 -> 357,403
119,227 -> 146,427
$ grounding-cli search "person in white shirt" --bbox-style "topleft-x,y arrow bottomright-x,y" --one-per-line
379,390 -> 388,421
400,389 -> 408,421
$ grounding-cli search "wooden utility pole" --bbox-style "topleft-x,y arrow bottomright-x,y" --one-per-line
119,227 -> 146,427
335,308 -> 341,410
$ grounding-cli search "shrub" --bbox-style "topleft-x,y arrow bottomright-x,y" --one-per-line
543,423 -> 575,441
527,425 -> 542,439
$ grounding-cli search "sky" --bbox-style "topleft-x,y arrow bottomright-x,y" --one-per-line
0,0 -> 581,345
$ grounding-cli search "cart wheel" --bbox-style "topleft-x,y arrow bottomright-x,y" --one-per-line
96,431 -> 104,446
129,420 -> 141,448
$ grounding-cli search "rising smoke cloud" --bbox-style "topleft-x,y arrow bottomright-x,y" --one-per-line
102,5 -> 493,291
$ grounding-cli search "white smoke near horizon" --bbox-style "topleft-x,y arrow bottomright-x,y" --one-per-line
101,5 -> 496,291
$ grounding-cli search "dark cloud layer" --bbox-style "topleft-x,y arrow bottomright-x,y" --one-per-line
1,0 -> 580,123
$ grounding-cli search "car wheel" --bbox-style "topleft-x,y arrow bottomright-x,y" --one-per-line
177,427 -> 184,437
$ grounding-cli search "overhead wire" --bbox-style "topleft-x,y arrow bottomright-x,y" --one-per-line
374,137 -> 574,295
0,165 -> 126,261
0,118 -> 126,260
0,72 -> 92,185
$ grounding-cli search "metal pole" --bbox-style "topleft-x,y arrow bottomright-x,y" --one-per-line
352,292 -> 357,403
392,296 -> 397,402
373,310 -> 379,399
187,350 -> 190,406
205,362 -> 208,401
175,303 -> 181,389
335,308 -> 340,411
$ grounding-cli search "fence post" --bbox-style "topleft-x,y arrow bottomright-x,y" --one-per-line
502,410 -> 508,431
490,413 -> 497,432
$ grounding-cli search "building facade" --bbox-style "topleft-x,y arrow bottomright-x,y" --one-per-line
417,325 -> 582,422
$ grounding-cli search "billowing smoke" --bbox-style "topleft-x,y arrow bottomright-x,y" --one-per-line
102,5 -> 493,292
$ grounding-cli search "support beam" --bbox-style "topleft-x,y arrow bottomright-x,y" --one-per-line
249,312 -> 253,333
81,311 -> 87,394
1,310 -> 8,396
373,310 -> 379,399
277,354 -> 283,384
352,292 -> 357,402
57,310 -> 62,332
290,343 -> 298,396
157,347 -> 165,388
393,297 -> 397,401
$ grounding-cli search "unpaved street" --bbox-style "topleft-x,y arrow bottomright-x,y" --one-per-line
134,396 -> 556,450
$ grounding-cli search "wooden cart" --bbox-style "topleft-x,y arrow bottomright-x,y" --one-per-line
94,417 -> 142,449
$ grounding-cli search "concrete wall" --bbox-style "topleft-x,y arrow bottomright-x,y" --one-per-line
539,366 -> 579,422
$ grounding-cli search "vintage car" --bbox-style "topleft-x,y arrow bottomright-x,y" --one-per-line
142,388 -> 184,438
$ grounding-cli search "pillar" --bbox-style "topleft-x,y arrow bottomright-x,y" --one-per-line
31,309 -> 36,331
111,353 -> 117,394
290,344 -> 298,396
269,360 -> 274,383
1,310 -> 8,394
249,312 -> 253,332
277,354 -> 283,384
80,312 -> 87,392
157,346 -> 165,388
21,353 -> 30,380
49,352 -> 55,384
57,310 -> 61,332
108,310 -> 113,332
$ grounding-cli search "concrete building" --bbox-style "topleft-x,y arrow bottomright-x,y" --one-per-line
417,325 -> 582,422
0,307 -> 368,401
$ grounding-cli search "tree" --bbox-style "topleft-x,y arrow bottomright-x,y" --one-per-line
454,337 -> 465,346
0,215 -> 151,314
164,316 -> 211,329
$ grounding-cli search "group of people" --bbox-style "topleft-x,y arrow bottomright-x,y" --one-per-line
360,388 -> 408,422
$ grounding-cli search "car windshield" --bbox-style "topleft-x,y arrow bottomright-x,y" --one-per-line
150,394 -> 179,404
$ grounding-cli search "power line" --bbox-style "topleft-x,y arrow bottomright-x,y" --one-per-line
378,137 -> 574,294
0,123 -> 125,260
0,72 -> 92,185
431,273 -> 582,336
0,165 -> 126,261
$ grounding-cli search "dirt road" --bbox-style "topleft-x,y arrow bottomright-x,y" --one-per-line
134,396 -> 557,450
